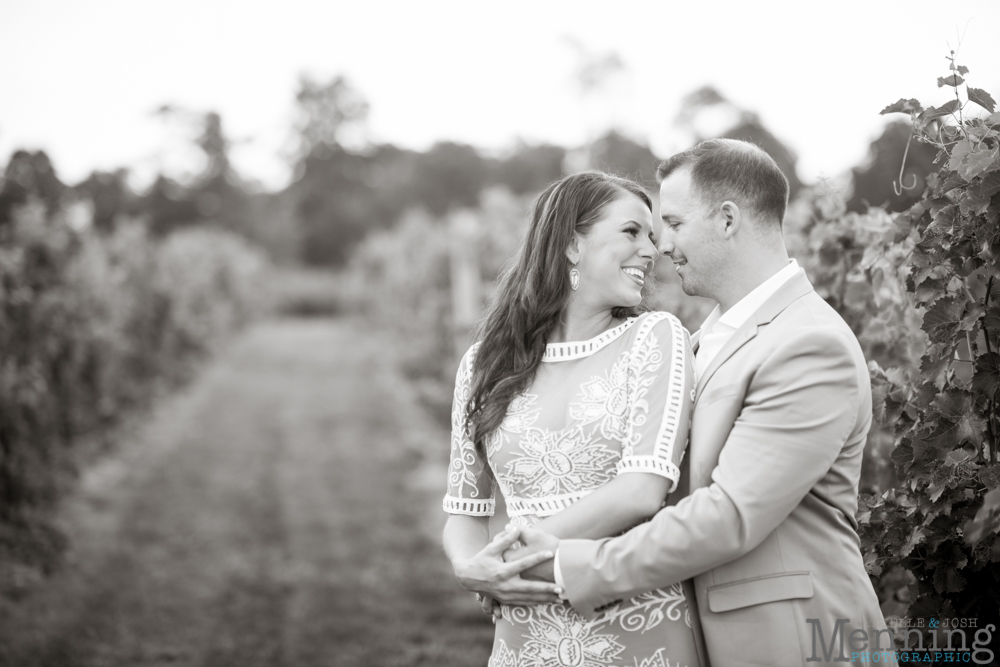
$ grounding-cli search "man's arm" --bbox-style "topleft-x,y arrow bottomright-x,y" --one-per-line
557,328 -> 863,616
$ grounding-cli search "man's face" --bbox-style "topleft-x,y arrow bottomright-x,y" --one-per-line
657,168 -> 723,300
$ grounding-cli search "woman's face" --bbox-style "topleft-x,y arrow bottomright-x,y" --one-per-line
571,193 -> 658,311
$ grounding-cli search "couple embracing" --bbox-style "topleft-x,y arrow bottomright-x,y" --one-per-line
442,139 -> 889,667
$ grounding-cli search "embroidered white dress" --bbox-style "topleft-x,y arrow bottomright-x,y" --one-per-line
444,311 -> 701,667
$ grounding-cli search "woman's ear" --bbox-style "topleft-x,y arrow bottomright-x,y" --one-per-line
565,233 -> 581,265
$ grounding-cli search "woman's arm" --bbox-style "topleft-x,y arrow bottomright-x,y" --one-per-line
531,471 -> 673,539
441,345 -> 561,605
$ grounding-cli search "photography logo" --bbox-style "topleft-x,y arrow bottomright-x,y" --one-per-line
806,617 -> 996,664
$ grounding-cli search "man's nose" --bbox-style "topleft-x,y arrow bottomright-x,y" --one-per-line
656,234 -> 674,256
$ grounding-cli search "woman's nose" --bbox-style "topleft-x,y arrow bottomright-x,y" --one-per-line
639,237 -> 656,259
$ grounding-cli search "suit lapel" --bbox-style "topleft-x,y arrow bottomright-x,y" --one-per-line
693,270 -> 815,402
694,322 -> 757,402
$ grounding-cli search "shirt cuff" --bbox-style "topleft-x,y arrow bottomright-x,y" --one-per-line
553,548 -> 567,600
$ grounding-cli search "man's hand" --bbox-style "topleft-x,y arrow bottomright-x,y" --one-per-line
502,525 -> 559,583
453,526 -> 561,605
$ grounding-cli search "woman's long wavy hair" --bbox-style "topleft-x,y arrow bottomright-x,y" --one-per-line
465,170 -> 653,456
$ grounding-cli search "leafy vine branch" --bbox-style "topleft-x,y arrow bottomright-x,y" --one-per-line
856,49 -> 1000,642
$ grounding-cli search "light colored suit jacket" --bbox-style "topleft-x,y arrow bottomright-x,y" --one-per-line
559,270 -> 889,666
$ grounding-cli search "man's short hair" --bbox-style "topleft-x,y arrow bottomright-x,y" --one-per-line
656,138 -> 789,227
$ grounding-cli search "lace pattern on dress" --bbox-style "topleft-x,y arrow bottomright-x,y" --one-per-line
616,312 -> 686,492
443,342 -> 496,516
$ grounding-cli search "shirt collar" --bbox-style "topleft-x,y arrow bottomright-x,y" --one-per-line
700,259 -> 801,334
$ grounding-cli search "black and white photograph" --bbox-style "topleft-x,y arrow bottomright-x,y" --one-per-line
1,1 -> 999,665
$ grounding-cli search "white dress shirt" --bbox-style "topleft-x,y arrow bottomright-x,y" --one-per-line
693,259 -> 801,378
552,259 -> 802,594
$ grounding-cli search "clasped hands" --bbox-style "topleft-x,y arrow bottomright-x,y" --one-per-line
453,524 -> 560,622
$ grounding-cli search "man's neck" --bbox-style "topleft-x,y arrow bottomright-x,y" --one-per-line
716,252 -> 791,313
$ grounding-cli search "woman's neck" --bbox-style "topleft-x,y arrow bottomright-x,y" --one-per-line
548,301 -> 619,344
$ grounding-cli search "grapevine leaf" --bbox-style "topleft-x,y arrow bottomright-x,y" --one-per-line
955,412 -> 986,447
857,505 -> 872,525
938,75 -> 966,88
963,487 -> 1000,546
960,171 -> 1000,215
987,111 -> 1000,127
959,149 -> 1000,182
967,87 -> 997,113
920,350 -> 952,390
900,525 -> 928,557
892,441 -> 915,470
981,464 -> 1000,491
881,98 -> 923,115
922,99 -> 962,121
863,549 -> 882,577
936,171 -> 967,194
971,352 -> 1000,399
923,297 -> 964,343
957,65 -> 970,75
948,139 -> 973,173
915,276 -> 947,305
925,389 -> 986,448
959,171 -> 1000,215
944,448 -> 974,466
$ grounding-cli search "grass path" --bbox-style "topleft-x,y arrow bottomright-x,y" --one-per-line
0,318 -> 493,666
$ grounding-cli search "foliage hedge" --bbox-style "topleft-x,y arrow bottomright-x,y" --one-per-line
0,199 -> 267,592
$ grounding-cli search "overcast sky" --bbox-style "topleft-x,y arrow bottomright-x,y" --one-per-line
2,0 -> 999,190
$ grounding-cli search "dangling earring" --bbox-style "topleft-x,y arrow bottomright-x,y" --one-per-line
569,267 -> 580,291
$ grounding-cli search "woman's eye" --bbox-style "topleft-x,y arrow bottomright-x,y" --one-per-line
626,227 -> 639,237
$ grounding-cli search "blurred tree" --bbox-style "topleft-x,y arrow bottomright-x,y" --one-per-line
192,112 -> 252,233
75,169 -> 133,233
411,141 -> 487,216
491,143 -> 566,195
287,73 -> 495,264
142,109 -> 251,236
292,74 -> 369,165
0,150 -> 66,230
143,175 -> 199,235
587,131 -> 660,187
294,146 -> 380,265
846,120 -> 937,213
288,75 -> 380,265
675,86 -> 803,198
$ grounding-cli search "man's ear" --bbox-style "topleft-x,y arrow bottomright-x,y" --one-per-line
566,234 -> 581,265
720,201 -> 741,240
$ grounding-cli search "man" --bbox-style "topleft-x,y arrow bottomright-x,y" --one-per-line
502,138 -> 890,666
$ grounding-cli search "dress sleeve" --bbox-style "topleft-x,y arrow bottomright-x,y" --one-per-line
442,343 -> 496,516
615,312 -> 694,494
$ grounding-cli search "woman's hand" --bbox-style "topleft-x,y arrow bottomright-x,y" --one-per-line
479,593 -> 503,624
453,526 -> 562,605
501,524 -> 559,582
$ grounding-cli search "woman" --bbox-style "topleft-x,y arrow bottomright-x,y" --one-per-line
442,171 -> 700,667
